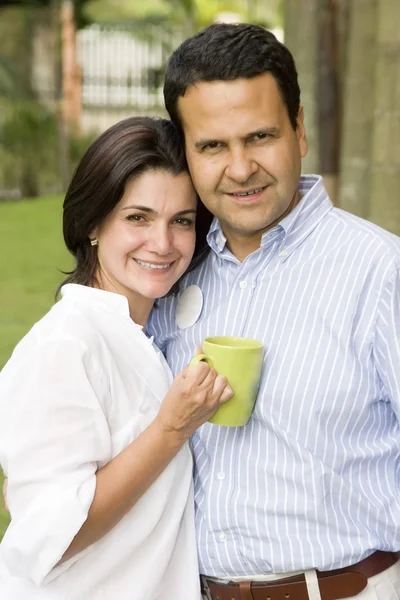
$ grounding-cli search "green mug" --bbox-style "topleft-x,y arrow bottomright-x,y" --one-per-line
190,336 -> 264,426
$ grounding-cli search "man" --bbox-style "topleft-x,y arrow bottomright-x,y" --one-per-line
148,23 -> 400,600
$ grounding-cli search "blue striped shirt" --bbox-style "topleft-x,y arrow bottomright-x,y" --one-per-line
148,175 -> 400,577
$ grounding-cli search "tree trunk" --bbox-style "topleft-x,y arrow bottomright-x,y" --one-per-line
284,0 -> 320,174
20,160 -> 39,198
0,8 -> 41,197
0,7 -> 35,97
368,0 -> 400,234
338,0 -> 377,218
318,0 -> 339,203
335,0 -> 350,83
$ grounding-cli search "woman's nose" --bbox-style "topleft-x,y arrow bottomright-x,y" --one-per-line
147,225 -> 174,255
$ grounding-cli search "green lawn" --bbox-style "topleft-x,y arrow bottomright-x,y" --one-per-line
0,195 -> 72,539
0,472 -> 8,538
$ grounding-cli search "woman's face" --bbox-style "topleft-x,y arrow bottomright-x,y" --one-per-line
93,169 -> 197,318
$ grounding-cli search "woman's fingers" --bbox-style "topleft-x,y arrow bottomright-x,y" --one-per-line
189,364 -> 232,404
186,361 -> 213,386
159,361 -> 233,439
212,375 -> 233,403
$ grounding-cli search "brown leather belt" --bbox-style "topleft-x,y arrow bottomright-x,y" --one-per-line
202,551 -> 399,600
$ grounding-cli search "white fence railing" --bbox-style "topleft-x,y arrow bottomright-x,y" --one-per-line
78,24 -> 184,115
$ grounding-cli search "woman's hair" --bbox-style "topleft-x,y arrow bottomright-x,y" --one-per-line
58,116 -> 213,296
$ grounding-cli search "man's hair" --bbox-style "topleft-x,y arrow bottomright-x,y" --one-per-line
164,23 -> 301,136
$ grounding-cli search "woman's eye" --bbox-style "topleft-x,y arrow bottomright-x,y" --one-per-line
127,214 -> 145,222
174,218 -> 193,226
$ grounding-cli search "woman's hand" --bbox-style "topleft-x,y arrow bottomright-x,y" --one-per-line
156,361 -> 233,440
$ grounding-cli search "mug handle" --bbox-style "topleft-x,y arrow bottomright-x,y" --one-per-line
189,354 -> 214,367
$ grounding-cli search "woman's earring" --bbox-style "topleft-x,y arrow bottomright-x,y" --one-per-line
90,238 -> 99,247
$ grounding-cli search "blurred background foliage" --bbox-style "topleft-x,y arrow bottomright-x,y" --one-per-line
0,0 -> 278,199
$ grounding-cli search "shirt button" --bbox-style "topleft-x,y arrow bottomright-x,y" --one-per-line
217,471 -> 225,480
239,280 -> 247,289
219,532 -> 227,542
279,247 -> 288,257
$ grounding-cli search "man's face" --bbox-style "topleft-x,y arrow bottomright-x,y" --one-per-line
178,73 -> 308,258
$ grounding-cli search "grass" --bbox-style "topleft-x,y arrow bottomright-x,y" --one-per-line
0,195 -> 72,539
0,196 -> 72,368
0,472 -> 8,538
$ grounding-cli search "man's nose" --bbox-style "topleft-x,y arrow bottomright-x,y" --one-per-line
225,147 -> 258,182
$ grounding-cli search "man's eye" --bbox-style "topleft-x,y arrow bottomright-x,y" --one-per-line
254,132 -> 269,140
203,141 -> 221,151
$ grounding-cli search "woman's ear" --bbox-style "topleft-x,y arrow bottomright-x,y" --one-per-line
89,227 -> 98,245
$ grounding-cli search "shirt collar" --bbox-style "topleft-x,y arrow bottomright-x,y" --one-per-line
207,217 -> 227,253
274,174 -> 333,259
61,284 -> 132,319
206,175 -> 333,259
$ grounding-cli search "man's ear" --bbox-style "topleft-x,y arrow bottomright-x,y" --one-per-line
296,106 -> 308,159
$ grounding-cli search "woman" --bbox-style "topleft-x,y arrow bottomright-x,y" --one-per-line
0,117 -> 232,599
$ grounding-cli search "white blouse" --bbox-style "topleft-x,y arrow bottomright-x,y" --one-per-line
0,284 -> 201,600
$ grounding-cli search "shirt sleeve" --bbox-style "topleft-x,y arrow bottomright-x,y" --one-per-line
373,266 -> 400,422
0,337 -> 112,586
